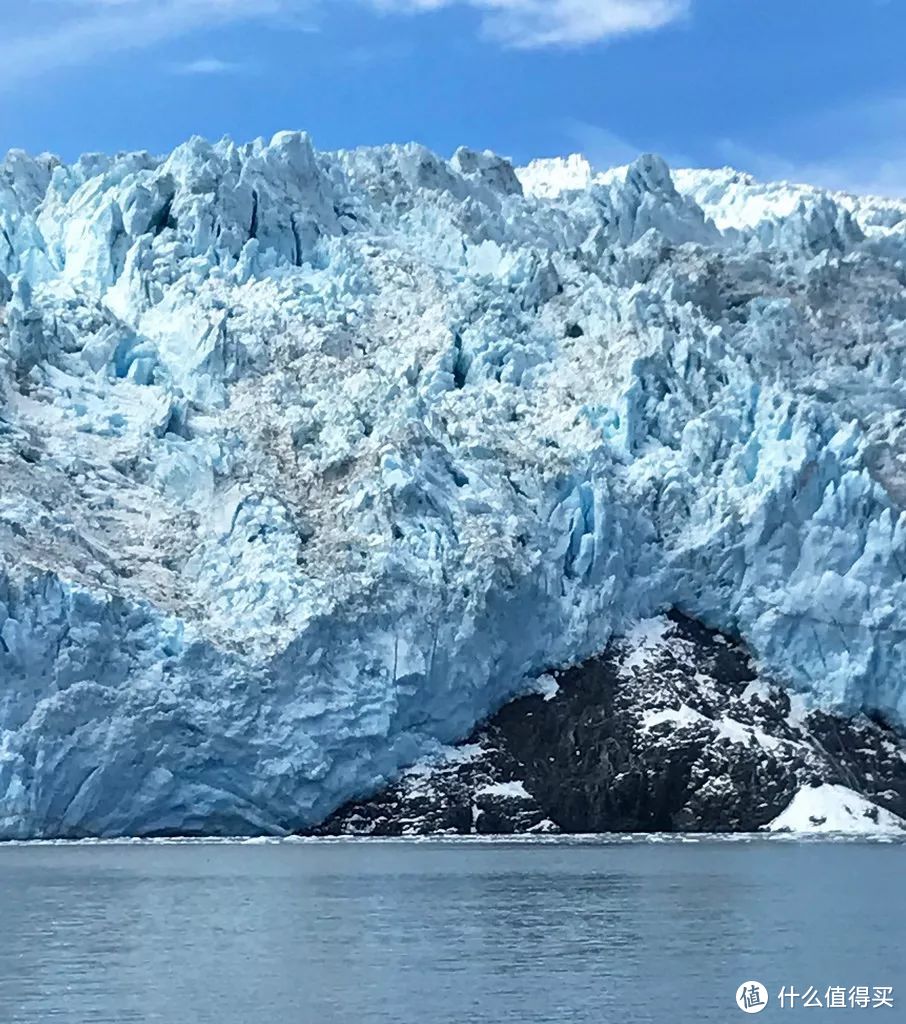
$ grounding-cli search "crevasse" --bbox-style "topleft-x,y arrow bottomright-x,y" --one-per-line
1,133 -> 905,838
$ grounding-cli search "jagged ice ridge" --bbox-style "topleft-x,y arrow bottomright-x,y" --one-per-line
2,134 -> 906,838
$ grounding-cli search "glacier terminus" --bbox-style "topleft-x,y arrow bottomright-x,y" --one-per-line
2,133 -> 906,839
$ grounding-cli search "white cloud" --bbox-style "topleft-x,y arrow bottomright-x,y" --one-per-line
370,0 -> 691,48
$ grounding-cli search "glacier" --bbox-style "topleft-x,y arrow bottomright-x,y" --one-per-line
1,134 -> 906,838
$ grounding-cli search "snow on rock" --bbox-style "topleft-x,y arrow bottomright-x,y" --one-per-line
476,781 -> 532,800
617,616 -> 672,676
766,784 -> 906,835
1,131 -> 906,838
531,673 -> 560,702
640,704 -> 707,730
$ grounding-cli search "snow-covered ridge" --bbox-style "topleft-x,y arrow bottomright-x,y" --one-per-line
2,132 -> 906,838
519,154 -> 906,236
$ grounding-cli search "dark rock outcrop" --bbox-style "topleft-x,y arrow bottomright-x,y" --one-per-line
311,614 -> 906,836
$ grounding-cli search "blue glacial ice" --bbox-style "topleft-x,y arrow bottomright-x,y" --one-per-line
1,136 -> 906,837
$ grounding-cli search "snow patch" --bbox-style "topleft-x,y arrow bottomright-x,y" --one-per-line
532,673 -> 560,702
517,155 -> 595,198
476,781 -> 532,800
766,784 -> 906,835
641,704 -> 707,731
618,617 -> 673,677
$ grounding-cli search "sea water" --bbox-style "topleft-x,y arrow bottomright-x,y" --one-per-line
0,837 -> 903,1023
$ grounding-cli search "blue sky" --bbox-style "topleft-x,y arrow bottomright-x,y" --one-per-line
2,0 -> 905,195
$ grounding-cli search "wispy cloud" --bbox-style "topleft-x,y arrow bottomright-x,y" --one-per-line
713,142 -> 906,201
332,41 -> 413,69
563,97 -> 906,200
369,0 -> 691,48
170,56 -> 247,75
0,1 -> 311,91
714,94 -> 906,198
0,0 -> 691,93
565,118 -> 693,171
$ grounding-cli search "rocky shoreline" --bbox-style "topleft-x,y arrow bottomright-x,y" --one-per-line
310,615 -> 906,837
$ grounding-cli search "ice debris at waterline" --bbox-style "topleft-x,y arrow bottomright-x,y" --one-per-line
1,135 -> 906,839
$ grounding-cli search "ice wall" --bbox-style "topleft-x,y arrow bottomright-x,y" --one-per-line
1,134 -> 906,837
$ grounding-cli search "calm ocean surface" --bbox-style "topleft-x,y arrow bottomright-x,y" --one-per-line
0,837 -> 903,1023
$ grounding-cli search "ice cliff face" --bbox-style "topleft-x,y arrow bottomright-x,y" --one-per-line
2,133 -> 906,838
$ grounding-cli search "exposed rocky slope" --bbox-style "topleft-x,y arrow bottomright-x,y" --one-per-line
314,615 -> 906,836
2,134 -> 906,837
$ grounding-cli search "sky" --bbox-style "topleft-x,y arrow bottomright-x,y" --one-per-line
2,0 -> 905,196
